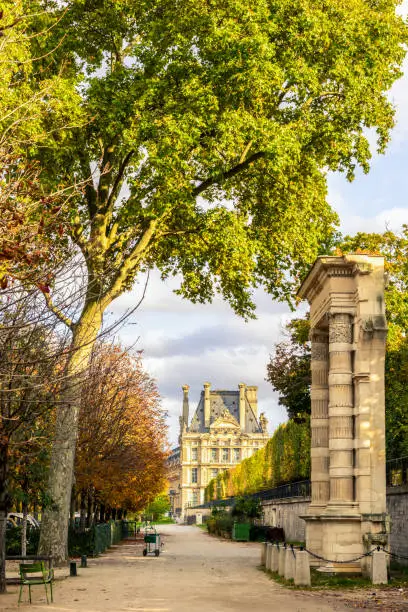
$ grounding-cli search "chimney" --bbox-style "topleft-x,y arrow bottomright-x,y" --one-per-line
238,383 -> 246,431
246,385 -> 258,418
204,382 -> 211,428
182,384 -> 190,427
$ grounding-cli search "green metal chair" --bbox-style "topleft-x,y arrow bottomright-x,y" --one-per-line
18,561 -> 54,605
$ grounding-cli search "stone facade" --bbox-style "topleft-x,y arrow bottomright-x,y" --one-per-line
167,446 -> 182,516
170,383 -> 269,517
298,255 -> 388,574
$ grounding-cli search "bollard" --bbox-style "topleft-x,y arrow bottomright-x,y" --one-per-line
81,555 -> 87,568
278,544 -> 286,576
271,543 -> 279,572
371,549 -> 388,585
70,561 -> 77,577
284,546 -> 296,581
266,543 -> 273,570
261,542 -> 267,566
294,550 -> 311,586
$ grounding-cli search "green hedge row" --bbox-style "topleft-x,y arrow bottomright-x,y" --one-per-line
205,419 -> 310,501
6,520 -> 125,557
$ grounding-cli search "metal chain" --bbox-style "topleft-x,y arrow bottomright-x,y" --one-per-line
302,546 -> 377,564
380,547 -> 408,561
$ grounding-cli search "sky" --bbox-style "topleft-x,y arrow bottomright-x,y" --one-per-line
108,10 -> 408,448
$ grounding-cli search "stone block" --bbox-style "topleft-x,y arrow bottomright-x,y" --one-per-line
271,544 -> 279,572
284,547 -> 296,580
278,546 -> 286,576
261,541 -> 267,566
295,550 -> 311,586
371,550 -> 388,585
265,543 -> 272,570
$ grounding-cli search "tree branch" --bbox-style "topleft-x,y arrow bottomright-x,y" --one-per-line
192,151 -> 266,197
42,291 -> 74,330
104,150 -> 134,214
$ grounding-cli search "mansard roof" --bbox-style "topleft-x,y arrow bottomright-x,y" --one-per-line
188,389 -> 262,434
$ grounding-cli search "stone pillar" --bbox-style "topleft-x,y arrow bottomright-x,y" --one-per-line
299,254 -> 388,575
310,330 -> 330,512
327,313 -> 355,510
182,384 -> 190,427
204,382 -> 211,429
246,385 -> 258,418
238,383 -> 246,431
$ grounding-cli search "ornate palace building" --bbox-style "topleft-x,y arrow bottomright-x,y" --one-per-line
168,382 -> 269,517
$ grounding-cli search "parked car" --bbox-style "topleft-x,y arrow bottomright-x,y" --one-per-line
7,513 -> 40,529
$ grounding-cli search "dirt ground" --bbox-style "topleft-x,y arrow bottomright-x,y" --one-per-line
1,524 -> 407,612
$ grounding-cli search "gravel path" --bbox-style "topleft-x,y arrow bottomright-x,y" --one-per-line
0,524 -> 348,611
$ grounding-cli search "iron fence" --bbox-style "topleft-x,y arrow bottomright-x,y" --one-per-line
195,479 -> 311,509
386,455 -> 408,487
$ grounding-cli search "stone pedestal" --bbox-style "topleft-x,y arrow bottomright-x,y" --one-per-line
298,255 -> 388,576
295,550 -> 311,586
284,548 -> 296,580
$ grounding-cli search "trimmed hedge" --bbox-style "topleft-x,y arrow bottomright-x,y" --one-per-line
205,419 -> 310,501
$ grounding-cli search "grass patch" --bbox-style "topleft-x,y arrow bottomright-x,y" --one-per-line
261,565 -> 408,591
194,524 -> 208,530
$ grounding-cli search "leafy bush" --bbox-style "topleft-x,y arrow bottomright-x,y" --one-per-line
6,525 -> 40,555
249,525 -> 285,542
205,419 -> 311,501
231,496 -> 262,521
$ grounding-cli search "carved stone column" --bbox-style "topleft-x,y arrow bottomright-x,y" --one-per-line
328,313 -> 355,508
310,329 -> 329,512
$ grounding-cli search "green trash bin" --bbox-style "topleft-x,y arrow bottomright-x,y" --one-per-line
232,522 -> 250,541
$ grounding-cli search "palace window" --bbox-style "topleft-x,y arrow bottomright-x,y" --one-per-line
191,491 -> 198,506
211,468 -> 218,480
222,448 -> 229,463
233,448 -> 240,462
211,448 -> 217,462
191,447 -> 198,461
191,468 -> 198,483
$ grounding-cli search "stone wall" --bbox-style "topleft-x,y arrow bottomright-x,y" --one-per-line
261,497 -> 311,543
261,489 -> 408,562
387,486 -> 408,562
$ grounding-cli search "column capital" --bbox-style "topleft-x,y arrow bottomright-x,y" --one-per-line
329,313 -> 353,344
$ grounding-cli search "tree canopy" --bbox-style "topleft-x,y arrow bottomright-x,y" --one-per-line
29,0 -> 407,316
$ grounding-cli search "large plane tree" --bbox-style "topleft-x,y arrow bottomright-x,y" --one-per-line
24,0 -> 407,561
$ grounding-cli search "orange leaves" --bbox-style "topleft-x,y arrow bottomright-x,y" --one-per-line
75,342 -> 168,511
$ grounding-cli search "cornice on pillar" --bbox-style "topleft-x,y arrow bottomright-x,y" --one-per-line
298,254 -> 383,304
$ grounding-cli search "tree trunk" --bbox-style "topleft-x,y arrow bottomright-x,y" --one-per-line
38,303 -> 103,563
79,490 -> 86,532
0,440 -> 10,593
69,486 -> 76,529
86,488 -> 94,528
21,502 -> 28,557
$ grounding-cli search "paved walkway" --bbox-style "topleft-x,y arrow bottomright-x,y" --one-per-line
1,525 -> 347,611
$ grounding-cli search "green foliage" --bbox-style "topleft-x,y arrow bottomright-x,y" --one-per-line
5,526 -> 40,556
385,337 -> 408,459
231,496 -> 262,521
205,420 -> 310,501
143,494 -> 170,521
266,317 -> 311,421
26,0 -> 407,317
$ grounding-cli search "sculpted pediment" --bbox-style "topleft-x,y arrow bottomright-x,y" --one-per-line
210,409 -> 240,430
